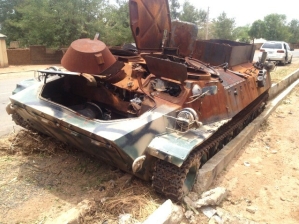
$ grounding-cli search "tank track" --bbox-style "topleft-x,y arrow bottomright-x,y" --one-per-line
12,113 -> 30,129
152,92 -> 269,201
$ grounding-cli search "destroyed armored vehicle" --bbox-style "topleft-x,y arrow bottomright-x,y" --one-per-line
6,0 -> 273,200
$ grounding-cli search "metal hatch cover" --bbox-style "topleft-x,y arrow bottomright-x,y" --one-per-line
144,56 -> 187,83
129,0 -> 171,52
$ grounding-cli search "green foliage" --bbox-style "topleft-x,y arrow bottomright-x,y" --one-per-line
263,14 -> 290,41
2,0 -> 106,47
100,1 -> 133,46
233,26 -> 251,43
288,19 -> 299,43
248,20 -> 266,42
0,0 -> 23,42
1,0 -> 133,48
176,1 -> 207,40
248,14 -> 299,44
212,12 -> 236,40
169,0 -> 180,20
2,0 -> 299,48
179,1 -> 205,24
195,9 -> 208,40
0,0 -> 23,25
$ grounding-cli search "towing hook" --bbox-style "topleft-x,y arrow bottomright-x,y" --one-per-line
132,155 -> 146,173
6,103 -> 15,115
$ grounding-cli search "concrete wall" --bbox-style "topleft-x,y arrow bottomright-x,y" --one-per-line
7,45 -> 63,65
254,43 -> 263,50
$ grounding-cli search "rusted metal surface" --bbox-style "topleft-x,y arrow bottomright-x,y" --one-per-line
152,91 -> 269,200
129,0 -> 171,52
185,57 -> 218,75
7,0 -> 275,201
169,21 -> 198,57
144,56 -> 187,83
193,39 -> 255,67
61,38 -> 117,74
218,70 -> 244,88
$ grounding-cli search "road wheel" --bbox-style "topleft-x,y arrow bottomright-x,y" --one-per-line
288,56 -> 292,64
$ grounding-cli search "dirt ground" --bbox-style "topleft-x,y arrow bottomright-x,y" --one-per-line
0,61 -> 299,223
0,130 -> 162,223
211,85 -> 299,224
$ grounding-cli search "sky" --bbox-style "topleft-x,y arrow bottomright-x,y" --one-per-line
185,0 -> 298,26
109,0 -> 298,27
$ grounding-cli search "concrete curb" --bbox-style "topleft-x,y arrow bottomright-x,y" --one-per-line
269,69 -> 299,100
142,199 -> 173,224
195,68 -> 299,193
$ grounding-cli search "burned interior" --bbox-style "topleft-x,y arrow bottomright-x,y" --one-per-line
38,37 -> 229,122
39,71 -> 151,120
7,0 -> 275,201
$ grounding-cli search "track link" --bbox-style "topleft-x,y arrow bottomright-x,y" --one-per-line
152,92 -> 269,201
153,151 -> 203,201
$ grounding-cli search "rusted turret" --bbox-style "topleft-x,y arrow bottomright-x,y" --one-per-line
61,38 -> 117,75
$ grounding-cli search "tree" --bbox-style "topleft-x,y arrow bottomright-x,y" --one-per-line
101,0 -> 134,46
233,25 -> 250,43
1,0 -> 133,48
0,0 -> 23,29
169,0 -> 180,20
2,0 -> 108,47
195,9 -> 208,40
248,20 -> 266,43
212,12 -> 235,40
179,1 -> 205,24
178,0 -> 207,40
288,19 -> 299,44
263,14 -> 290,41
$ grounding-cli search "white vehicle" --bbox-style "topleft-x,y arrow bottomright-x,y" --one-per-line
260,41 -> 294,65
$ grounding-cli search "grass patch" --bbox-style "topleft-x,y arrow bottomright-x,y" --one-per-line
270,63 -> 299,83
98,184 -> 160,222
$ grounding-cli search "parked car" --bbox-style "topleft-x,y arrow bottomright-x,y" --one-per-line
260,41 -> 294,65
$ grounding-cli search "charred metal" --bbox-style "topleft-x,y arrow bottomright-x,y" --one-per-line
7,0 -> 274,201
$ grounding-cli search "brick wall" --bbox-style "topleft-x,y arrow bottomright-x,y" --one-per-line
7,48 -> 31,65
7,46 -> 63,65
290,43 -> 299,49
30,46 -> 63,64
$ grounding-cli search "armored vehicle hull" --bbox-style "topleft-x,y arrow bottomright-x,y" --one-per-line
7,0 -> 273,200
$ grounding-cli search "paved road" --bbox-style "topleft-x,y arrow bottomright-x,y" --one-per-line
0,65 -> 55,137
292,49 -> 299,58
0,71 -> 35,136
